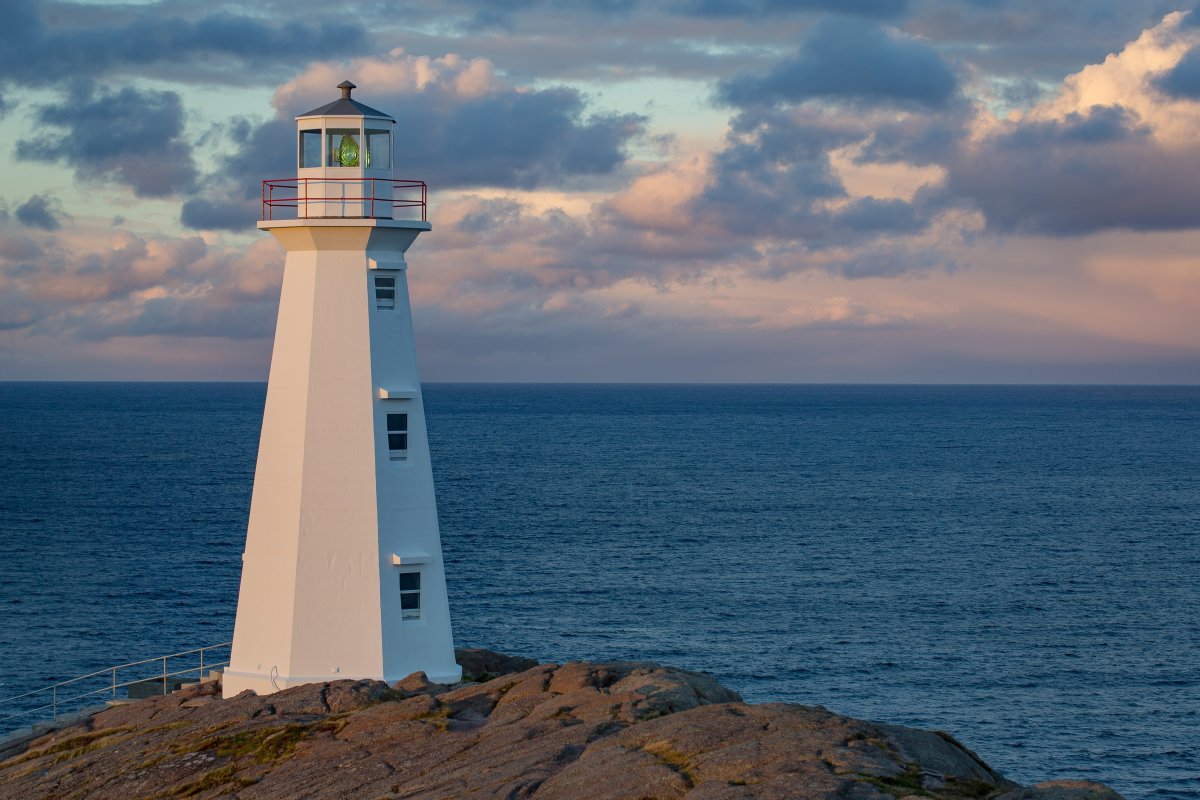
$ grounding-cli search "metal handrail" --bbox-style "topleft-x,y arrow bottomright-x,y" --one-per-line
0,641 -> 232,726
262,177 -> 427,222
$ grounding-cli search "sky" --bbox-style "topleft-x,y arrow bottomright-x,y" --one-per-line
3,0 -> 1200,382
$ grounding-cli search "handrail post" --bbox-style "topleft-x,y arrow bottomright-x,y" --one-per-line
111,667 -> 116,698
199,647 -> 204,681
162,656 -> 167,696
52,685 -> 56,721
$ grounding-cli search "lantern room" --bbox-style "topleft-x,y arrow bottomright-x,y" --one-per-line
262,81 -> 426,221
297,81 -> 394,176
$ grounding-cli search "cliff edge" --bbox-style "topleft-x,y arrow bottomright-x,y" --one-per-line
0,649 -> 1123,800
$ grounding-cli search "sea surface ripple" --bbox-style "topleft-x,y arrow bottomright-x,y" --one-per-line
0,383 -> 1196,798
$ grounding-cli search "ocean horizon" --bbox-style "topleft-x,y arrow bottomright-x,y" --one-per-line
1,382 -> 1196,798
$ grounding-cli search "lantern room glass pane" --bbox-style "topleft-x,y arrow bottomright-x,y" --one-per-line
327,129 -> 361,167
299,130 -> 321,168
366,130 -> 391,170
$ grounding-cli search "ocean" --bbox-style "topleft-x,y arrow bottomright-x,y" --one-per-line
0,383 -> 1196,798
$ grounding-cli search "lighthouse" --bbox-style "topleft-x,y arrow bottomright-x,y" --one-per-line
223,82 -> 461,697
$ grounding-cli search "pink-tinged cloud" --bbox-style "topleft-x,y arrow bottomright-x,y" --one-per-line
5,6 -> 1200,381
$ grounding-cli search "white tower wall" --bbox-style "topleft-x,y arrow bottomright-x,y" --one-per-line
224,219 -> 461,696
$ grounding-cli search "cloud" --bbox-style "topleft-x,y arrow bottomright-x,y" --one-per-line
1155,43 -> 1200,97
942,12 -> 1200,235
182,51 -> 646,230
180,198 -> 259,233
14,194 -> 65,231
276,52 -> 647,188
0,1 -> 368,87
944,105 -> 1200,234
0,217 -> 283,341
674,0 -> 908,18
671,106 -> 951,273
19,81 -> 197,197
719,16 -> 959,108
0,233 -> 42,263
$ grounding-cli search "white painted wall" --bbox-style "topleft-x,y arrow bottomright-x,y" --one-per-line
224,218 -> 461,697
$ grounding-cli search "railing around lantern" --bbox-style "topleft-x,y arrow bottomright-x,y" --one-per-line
262,178 -> 427,222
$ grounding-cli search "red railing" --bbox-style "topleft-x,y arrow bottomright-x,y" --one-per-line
262,178 -> 427,221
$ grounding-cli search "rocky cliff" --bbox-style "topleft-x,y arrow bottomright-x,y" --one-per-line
0,650 -> 1122,800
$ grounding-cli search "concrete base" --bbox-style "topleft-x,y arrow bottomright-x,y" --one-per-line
127,677 -> 189,699
222,663 -> 463,698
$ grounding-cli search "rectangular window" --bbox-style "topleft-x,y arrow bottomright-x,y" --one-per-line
327,128 -> 361,167
299,129 -> 321,168
374,275 -> 396,309
387,413 -> 408,460
399,571 -> 421,620
366,129 -> 391,170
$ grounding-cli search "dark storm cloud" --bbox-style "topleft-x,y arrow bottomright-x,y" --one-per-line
14,194 -> 65,231
181,86 -> 645,231
1155,44 -> 1200,98
18,82 -> 197,197
719,16 -> 959,108
944,105 -> 1200,234
0,2 -> 367,87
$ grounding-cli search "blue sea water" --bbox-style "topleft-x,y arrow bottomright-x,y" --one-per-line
0,383 -> 1197,798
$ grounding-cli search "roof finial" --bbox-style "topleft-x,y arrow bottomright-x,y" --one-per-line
338,80 -> 356,100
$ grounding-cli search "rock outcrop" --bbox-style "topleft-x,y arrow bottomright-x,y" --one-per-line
0,649 -> 1123,800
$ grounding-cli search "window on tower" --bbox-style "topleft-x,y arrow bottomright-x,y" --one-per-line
387,413 -> 408,460
366,129 -> 391,170
327,129 -> 361,167
299,130 -> 321,168
374,275 -> 396,309
399,571 -> 421,620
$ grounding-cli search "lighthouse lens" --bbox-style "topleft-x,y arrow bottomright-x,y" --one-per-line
339,135 -> 359,166
326,129 -> 361,167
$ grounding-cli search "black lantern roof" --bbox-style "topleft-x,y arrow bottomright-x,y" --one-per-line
298,80 -> 394,121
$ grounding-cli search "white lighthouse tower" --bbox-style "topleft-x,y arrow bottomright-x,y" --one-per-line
223,82 -> 461,697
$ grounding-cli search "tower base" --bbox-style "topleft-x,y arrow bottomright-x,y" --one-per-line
223,662 -> 463,698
